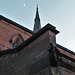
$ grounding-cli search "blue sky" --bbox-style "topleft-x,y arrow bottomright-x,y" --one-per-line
0,0 -> 75,52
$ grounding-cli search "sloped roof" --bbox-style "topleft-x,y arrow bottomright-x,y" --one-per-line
0,15 -> 34,34
57,44 -> 75,55
57,44 -> 75,62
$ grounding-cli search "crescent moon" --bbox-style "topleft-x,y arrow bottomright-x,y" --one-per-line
23,3 -> 25,6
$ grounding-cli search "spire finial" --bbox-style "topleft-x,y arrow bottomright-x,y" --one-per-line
36,4 -> 38,9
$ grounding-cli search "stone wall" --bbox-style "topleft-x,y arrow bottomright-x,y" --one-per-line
0,20 -> 32,50
0,30 -> 75,75
0,31 -> 51,75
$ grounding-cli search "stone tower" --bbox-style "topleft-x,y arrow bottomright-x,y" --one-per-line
33,5 -> 41,33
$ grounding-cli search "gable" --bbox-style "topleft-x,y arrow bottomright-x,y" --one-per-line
0,15 -> 33,50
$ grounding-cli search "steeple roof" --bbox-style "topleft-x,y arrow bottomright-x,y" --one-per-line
33,5 -> 41,33
35,6 -> 40,21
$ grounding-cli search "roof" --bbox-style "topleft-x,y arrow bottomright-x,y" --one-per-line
57,44 -> 75,62
33,6 -> 41,33
57,44 -> 75,55
0,15 -> 34,34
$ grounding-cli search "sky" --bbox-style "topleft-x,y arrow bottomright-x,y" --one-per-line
0,0 -> 75,52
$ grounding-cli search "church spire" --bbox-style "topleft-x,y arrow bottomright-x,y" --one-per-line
33,5 -> 41,33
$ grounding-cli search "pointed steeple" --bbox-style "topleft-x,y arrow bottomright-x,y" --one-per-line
33,5 -> 41,33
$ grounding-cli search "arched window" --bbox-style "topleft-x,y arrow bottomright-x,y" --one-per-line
9,33 -> 24,48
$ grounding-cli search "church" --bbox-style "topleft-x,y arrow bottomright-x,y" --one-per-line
0,6 -> 75,75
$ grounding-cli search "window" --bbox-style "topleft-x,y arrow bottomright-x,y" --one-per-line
9,33 -> 24,48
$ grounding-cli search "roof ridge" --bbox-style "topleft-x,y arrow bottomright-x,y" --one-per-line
57,43 -> 75,55
0,15 -> 34,34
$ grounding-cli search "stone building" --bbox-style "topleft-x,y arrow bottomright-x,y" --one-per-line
0,15 -> 33,50
0,7 -> 75,75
